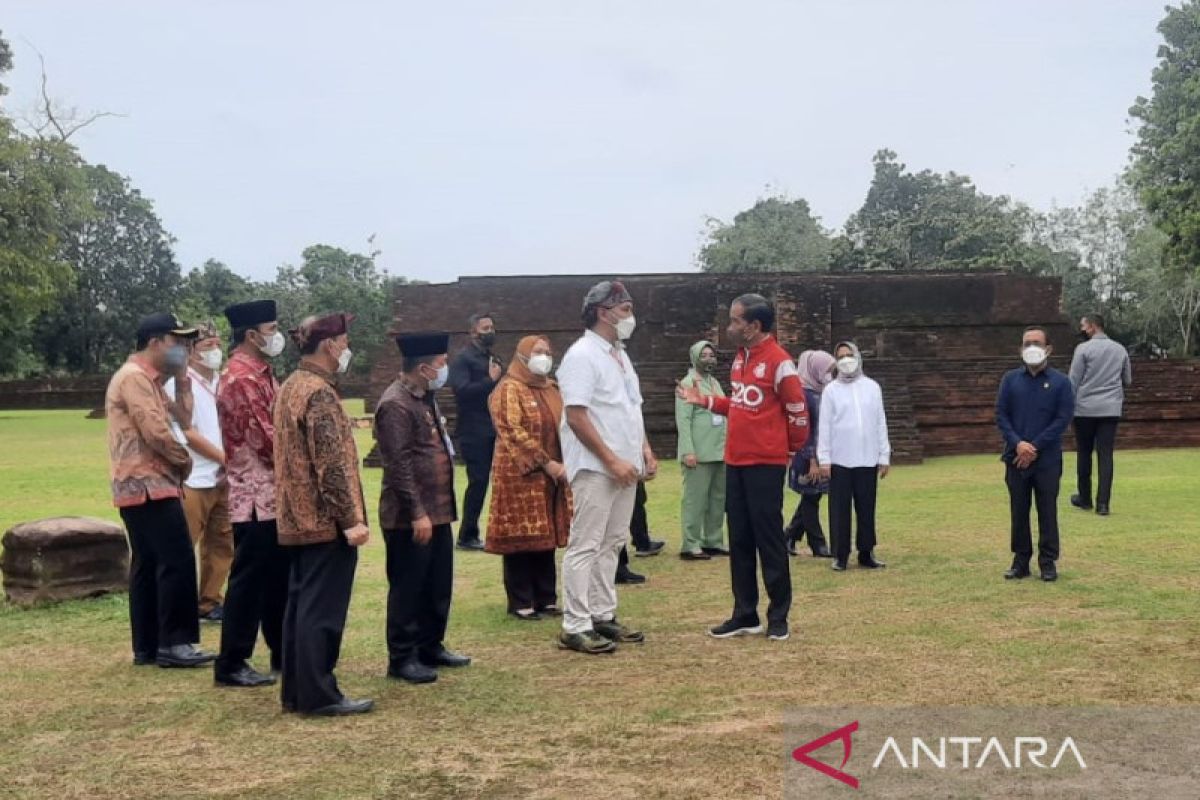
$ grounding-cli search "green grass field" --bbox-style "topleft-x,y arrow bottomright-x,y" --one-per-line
1,408 -> 1197,799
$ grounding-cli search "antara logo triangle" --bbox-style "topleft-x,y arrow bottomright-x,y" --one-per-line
792,721 -> 860,789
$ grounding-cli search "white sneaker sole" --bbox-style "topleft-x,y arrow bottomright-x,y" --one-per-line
708,625 -> 764,639
768,632 -> 790,641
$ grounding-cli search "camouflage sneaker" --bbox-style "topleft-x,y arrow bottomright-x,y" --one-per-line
592,618 -> 645,644
558,630 -> 617,654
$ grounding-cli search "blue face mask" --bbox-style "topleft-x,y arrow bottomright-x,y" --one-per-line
164,344 -> 189,371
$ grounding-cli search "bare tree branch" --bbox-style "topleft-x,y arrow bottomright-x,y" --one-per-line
15,45 -> 125,141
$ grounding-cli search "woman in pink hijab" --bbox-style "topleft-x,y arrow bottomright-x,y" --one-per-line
784,350 -> 836,557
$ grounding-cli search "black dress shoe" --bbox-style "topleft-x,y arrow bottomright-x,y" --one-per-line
1040,570 -> 1058,582
811,544 -> 834,558
156,644 -> 217,668
199,604 -> 224,624
420,647 -> 471,668
1070,494 -> 1093,511
634,540 -> 665,557
831,560 -> 848,572
680,550 -> 711,561
215,665 -> 276,687
133,651 -> 155,666
309,697 -> 374,716
701,546 -> 729,557
509,609 -> 542,621
456,538 -> 485,551
1004,566 -> 1031,580
615,568 -> 646,584
1096,504 -> 1110,516
858,552 -> 887,569
537,604 -> 563,617
786,540 -> 799,557
389,658 -> 437,684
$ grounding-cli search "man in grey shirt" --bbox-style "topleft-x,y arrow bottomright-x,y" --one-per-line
1069,313 -> 1132,516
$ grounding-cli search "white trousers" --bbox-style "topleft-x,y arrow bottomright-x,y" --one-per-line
561,469 -> 637,635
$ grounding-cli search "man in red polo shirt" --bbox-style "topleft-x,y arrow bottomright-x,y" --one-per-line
679,293 -> 809,642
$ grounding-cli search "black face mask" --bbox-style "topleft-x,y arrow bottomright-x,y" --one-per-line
477,332 -> 496,349
1078,330 -> 1091,341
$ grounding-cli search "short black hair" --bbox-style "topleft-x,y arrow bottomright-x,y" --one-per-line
1023,325 -> 1050,345
1082,313 -> 1105,330
135,333 -> 158,351
403,354 -> 441,373
733,293 -> 775,333
582,305 -> 600,328
468,312 -> 494,331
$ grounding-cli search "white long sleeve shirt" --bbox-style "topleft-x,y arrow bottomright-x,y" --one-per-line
817,376 -> 891,468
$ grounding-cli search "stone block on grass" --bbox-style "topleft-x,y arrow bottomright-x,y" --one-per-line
1,516 -> 128,606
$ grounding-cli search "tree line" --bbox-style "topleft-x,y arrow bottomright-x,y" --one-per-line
0,33 -> 408,379
697,3 -> 1200,357
2,3 -> 1199,380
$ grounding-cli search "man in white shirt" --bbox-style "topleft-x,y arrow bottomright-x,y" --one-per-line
555,280 -> 657,654
166,321 -> 233,623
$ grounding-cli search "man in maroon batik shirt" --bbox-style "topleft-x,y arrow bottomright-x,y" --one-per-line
213,299 -> 289,688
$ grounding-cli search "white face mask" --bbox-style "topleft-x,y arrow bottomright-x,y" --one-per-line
336,347 -> 353,374
429,362 -> 451,391
614,313 -> 637,340
258,330 -> 285,358
1022,345 -> 1047,367
198,349 -> 223,371
836,357 -> 858,376
527,353 -> 553,376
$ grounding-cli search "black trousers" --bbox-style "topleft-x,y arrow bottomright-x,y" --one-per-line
1074,416 -> 1119,507
458,436 -> 495,543
216,518 -> 290,673
630,481 -> 650,549
385,524 -> 454,667
120,498 -> 200,655
502,550 -> 557,612
829,466 -> 879,562
616,482 -> 651,571
1005,462 -> 1061,568
726,465 -> 791,627
281,536 -> 358,713
786,494 -> 828,550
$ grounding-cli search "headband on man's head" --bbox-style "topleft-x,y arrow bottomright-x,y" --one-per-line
289,312 -> 355,350
582,280 -> 632,313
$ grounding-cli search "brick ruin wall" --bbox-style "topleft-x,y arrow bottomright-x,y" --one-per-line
365,271 -> 1200,463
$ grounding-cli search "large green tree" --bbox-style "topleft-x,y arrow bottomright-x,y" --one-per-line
34,164 -> 182,372
178,258 -> 257,324
697,195 -> 833,272
254,244 -> 405,378
1129,0 -> 1200,355
0,32 -> 90,374
840,149 -> 1052,272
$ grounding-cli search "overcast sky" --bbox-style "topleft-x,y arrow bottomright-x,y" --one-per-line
3,1 -> 1165,283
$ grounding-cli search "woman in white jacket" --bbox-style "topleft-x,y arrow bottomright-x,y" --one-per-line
817,341 -> 890,571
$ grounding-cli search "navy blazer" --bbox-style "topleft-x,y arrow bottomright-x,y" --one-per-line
995,366 -> 1075,468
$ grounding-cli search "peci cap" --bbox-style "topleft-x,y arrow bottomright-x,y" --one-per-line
395,331 -> 450,357
224,300 -> 278,329
137,312 -> 198,341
